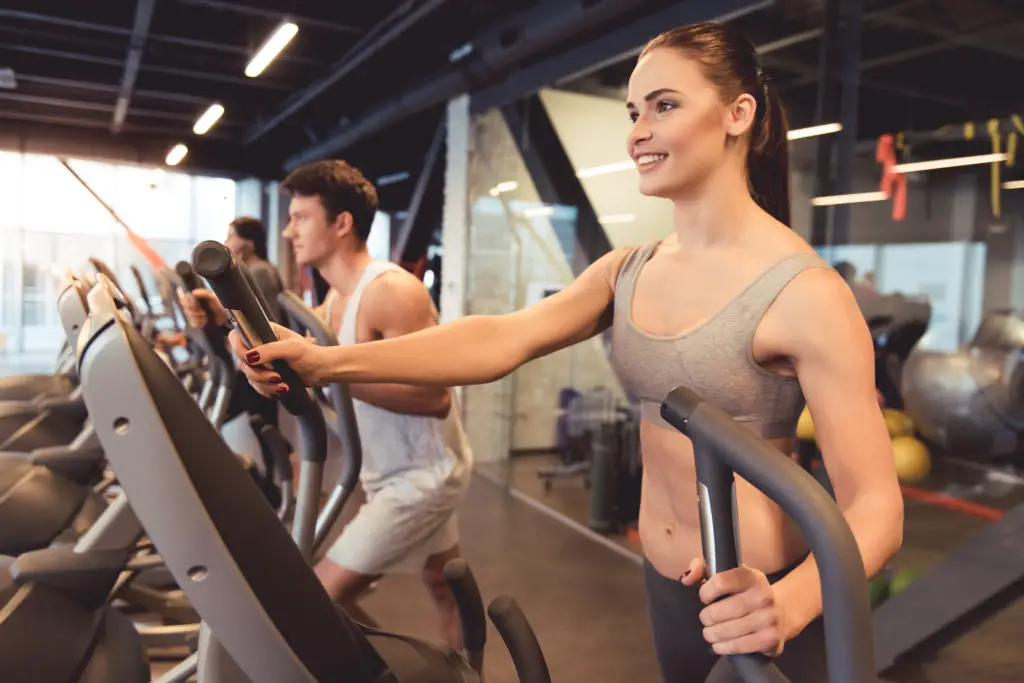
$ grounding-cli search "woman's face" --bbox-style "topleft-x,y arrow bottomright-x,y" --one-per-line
626,48 -> 755,200
224,225 -> 251,259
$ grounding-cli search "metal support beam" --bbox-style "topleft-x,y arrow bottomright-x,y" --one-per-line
808,0 -> 843,247
284,0 -> 767,168
472,0 -> 770,114
0,92 -> 235,128
173,0 -> 361,34
392,117 -> 446,264
2,45 -> 291,89
13,73 -> 211,105
832,0 -> 863,245
871,14 -> 1024,62
112,0 -> 156,132
0,9 -> 319,64
501,95 -> 612,273
767,54 -> 970,108
245,0 -> 451,144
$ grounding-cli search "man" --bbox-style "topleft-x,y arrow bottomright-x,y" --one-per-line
181,161 -> 472,651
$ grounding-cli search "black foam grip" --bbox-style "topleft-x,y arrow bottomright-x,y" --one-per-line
190,241 -> 307,414
487,596 -> 551,683
443,560 -> 487,652
175,261 -> 229,360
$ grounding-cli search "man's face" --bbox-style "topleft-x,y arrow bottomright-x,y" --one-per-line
284,194 -> 335,267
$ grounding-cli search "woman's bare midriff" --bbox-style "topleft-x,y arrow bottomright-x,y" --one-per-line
639,419 -> 810,581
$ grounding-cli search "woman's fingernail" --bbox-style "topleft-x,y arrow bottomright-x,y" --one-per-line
275,386 -> 288,396
269,375 -> 281,384
245,351 -> 260,364
680,570 -> 691,581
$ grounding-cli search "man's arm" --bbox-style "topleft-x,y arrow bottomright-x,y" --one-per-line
348,272 -> 452,418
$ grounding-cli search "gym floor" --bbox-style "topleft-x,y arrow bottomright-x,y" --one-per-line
150,453 -> 1023,682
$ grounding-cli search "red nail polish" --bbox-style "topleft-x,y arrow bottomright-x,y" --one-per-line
276,386 -> 288,396
245,351 -> 260,364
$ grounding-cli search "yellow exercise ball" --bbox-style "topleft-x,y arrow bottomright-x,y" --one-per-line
892,436 -> 932,483
883,409 -> 915,438
796,407 -> 815,441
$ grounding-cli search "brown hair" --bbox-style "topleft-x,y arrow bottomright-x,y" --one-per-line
641,22 -> 791,225
281,159 -> 379,242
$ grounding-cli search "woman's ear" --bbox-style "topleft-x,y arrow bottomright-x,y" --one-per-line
724,93 -> 757,138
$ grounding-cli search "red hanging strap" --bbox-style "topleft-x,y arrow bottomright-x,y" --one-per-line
876,134 -> 907,221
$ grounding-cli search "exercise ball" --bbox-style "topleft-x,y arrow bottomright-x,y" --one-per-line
901,347 -> 1023,459
970,310 -> 1024,352
796,407 -> 815,441
888,567 -> 921,596
883,409 -> 914,438
892,436 -> 931,483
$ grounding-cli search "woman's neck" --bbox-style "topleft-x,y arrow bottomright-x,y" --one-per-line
670,165 -> 761,251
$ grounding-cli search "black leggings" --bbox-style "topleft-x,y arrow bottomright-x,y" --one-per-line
224,371 -> 279,428
644,558 -> 826,683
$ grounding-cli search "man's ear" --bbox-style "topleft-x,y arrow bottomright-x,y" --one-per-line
330,211 -> 354,238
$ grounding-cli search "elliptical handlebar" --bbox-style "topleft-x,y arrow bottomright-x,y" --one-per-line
487,596 -> 552,683
660,386 -> 877,683
191,240 -> 328,561
276,290 -> 364,551
174,260 -> 232,365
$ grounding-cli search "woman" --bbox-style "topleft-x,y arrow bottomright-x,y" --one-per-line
226,23 -> 902,682
183,217 -> 285,429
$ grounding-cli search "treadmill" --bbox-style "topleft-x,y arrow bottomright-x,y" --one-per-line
64,243 -> 874,682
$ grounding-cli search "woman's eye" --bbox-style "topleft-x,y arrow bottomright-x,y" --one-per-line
657,100 -> 677,113
628,111 -> 639,123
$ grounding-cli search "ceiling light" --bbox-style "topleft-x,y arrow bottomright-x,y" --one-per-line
810,191 -> 889,207
788,122 -> 842,141
1003,180 -> 1024,190
577,160 -> 635,178
245,22 -> 299,78
193,103 -> 224,135
165,144 -> 188,166
378,171 -> 411,186
892,153 -> 1008,174
599,214 -> 636,224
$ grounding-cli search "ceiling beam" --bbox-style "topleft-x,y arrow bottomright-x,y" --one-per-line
0,9 -> 318,64
112,0 -> 157,132
13,73 -> 212,105
0,92 -> 237,129
1,44 -> 292,89
173,0 -> 361,34
284,0 -> 764,169
244,0 -> 451,144
766,55 -> 970,109
870,14 -> 1024,62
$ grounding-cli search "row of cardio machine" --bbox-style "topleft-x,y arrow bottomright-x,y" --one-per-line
0,241 -> 878,683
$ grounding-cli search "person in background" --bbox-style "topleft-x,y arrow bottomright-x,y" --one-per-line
184,161 -> 473,653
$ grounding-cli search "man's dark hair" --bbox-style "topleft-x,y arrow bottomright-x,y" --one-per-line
281,160 -> 379,242
230,216 -> 268,260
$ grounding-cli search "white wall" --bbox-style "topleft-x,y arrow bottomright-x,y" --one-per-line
539,88 -> 674,248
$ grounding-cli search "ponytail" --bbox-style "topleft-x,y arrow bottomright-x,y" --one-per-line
747,79 -> 791,226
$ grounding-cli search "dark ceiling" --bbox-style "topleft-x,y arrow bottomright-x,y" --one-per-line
1,0 -> 1022,212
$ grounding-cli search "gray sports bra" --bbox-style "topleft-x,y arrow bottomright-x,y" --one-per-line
609,242 -> 830,439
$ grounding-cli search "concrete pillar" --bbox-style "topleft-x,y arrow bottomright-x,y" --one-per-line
439,94 -> 471,326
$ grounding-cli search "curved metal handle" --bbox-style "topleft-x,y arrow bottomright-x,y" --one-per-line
661,386 -> 876,683
175,261 -> 232,365
443,559 -> 487,674
487,596 -> 551,683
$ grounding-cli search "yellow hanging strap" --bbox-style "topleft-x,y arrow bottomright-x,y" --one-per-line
1008,114 -> 1024,168
987,119 -> 1001,218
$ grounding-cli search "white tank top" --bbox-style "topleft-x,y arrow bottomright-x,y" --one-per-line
324,261 -> 473,493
